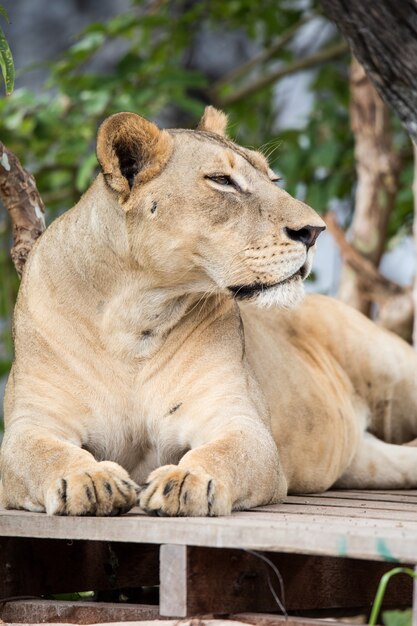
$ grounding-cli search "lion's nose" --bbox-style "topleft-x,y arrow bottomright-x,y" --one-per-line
284,225 -> 325,248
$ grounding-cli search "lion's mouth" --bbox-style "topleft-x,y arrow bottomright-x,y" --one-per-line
228,265 -> 306,301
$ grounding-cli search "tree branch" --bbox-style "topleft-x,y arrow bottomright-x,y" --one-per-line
215,40 -> 348,108
0,141 -> 46,277
324,212 -> 406,301
211,15 -> 311,95
337,57 -> 401,315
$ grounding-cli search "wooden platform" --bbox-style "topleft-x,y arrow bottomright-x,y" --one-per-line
0,490 -> 416,624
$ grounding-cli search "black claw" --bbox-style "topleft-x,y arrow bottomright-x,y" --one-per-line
85,485 -> 94,503
60,479 -> 68,505
119,506 -> 132,515
207,479 -> 214,516
85,472 -> 99,505
140,483 -> 159,510
113,480 -> 129,500
104,481 -> 113,496
177,471 -> 190,515
163,480 -> 175,496
207,479 -> 214,498
110,507 -> 122,516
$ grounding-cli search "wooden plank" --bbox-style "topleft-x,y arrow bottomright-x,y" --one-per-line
313,491 -> 417,504
0,507 -> 416,562
5,613 -> 357,626
0,537 -> 159,598
235,614 -> 364,626
239,503 -> 417,523
159,545 -> 412,617
0,617 -> 352,626
0,621 -> 230,626
282,495 -> 417,512
6,621 -> 252,626
0,599 -> 160,624
327,489 -> 417,496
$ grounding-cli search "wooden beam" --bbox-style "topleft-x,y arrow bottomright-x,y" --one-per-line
159,545 -> 412,618
1,502 -> 417,563
0,537 -> 159,598
0,613 -> 355,626
160,544 -> 187,617
235,614 -> 360,626
0,599 -> 159,624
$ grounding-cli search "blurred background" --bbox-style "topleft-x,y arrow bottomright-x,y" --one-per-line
0,0 -> 415,424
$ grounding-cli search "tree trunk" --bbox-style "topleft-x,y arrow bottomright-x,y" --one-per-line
319,0 -> 417,144
413,143 -> 417,346
339,58 -> 400,315
319,0 -> 417,342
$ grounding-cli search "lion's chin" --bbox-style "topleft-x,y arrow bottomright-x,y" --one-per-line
253,277 -> 305,309
228,262 -> 309,309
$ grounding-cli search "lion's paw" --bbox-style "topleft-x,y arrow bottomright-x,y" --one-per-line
45,461 -> 139,516
138,465 -> 232,516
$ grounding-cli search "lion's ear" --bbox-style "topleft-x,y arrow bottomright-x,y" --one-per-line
197,106 -> 228,136
96,112 -> 173,202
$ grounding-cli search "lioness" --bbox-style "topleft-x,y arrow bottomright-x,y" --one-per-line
1,107 -> 417,517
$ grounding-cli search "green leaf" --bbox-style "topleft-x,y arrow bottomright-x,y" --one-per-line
383,609 -> 412,626
70,32 -> 105,55
0,4 -> 9,23
0,25 -> 14,95
0,359 -> 11,377
311,142 -> 340,169
51,591 -> 95,602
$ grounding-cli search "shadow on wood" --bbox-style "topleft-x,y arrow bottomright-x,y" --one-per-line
160,545 -> 413,618
0,537 -> 159,598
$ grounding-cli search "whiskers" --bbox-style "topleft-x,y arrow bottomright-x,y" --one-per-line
258,138 -> 283,161
184,282 -> 222,321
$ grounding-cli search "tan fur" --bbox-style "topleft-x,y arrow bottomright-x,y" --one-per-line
197,105 -> 228,136
96,112 -> 173,204
2,108 -> 417,517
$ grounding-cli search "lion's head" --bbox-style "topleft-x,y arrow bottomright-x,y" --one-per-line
97,107 -> 325,308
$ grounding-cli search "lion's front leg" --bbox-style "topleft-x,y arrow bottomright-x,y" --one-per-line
139,424 -> 286,516
0,420 -> 139,515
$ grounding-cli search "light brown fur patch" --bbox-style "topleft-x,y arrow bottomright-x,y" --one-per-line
197,105 -> 228,136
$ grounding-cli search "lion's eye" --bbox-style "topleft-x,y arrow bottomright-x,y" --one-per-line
206,175 -> 233,186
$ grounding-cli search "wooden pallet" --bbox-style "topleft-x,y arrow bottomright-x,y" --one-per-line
0,490 -> 416,625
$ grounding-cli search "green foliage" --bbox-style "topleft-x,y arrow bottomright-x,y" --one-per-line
50,591 -> 95,601
0,4 -> 14,95
275,62 -> 355,213
383,609 -> 413,626
0,0 -> 414,405
0,0 -> 316,216
369,568 -> 417,626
